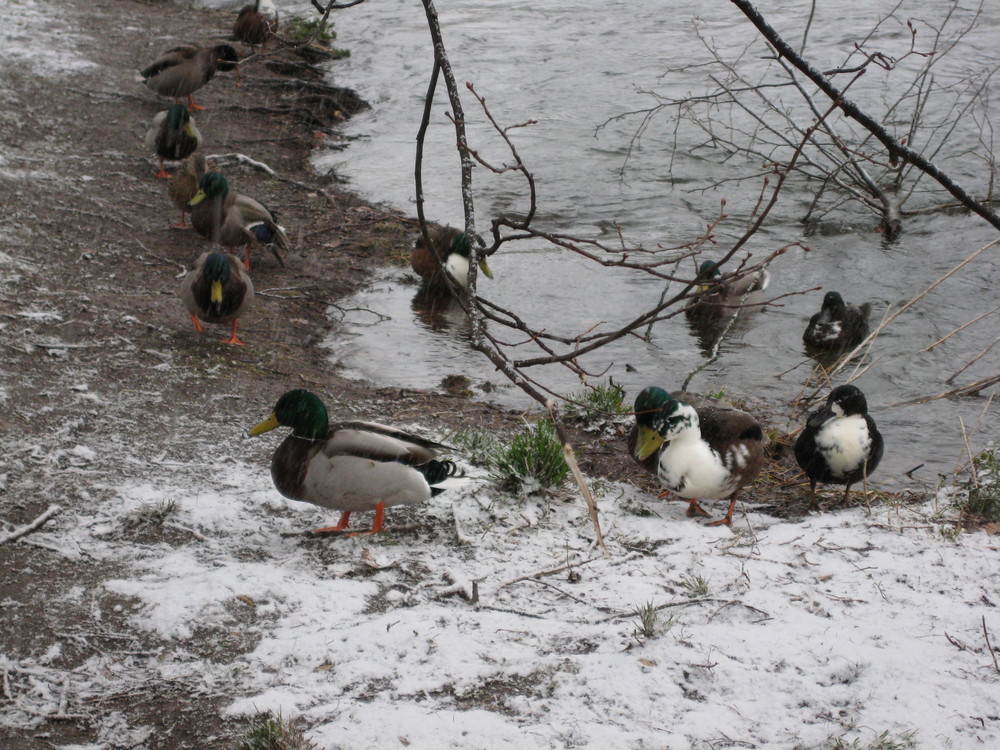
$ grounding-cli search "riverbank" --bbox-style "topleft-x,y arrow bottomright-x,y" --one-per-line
3,3 -> 998,750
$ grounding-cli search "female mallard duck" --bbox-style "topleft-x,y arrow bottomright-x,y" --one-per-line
248,389 -> 460,535
145,104 -> 201,179
189,172 -> 288,270
232,0 -> 279,51
166,153 -> 208,229
139,43 -> 239,111
684,260 -> 770,322
803,291 -> 872,351
179,251 -> 254,346
411,225 -> 494,293
794,384 -> 883,510
629,386 -> 765,526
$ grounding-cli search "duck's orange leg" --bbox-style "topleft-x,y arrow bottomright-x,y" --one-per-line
155,158 -> 171,179
220,319 -> 245,346
186,94 -> 205,112
172,211 -> 190,229
705,498 -> 737,527
658,490 -> 710,518
243,244 -> 252,271
190,314 -> 205,332
310,512 -> 352,535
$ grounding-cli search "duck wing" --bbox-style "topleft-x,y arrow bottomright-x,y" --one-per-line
326,421 -> 450,465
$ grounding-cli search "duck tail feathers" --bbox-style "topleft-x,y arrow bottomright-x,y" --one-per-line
419,459 -> 464,490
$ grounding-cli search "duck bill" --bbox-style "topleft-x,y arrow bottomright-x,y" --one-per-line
188,190 -> 206,207
211,280 -> 223,305
248,413 -> 280,437
477,257 -> 494,279
182,123 -> 197,138
633,426 -> 664,462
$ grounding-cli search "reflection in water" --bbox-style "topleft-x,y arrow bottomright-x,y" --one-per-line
411,285 -> 474,338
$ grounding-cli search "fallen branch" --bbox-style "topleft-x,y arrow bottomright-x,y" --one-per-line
0,504 -> 62,545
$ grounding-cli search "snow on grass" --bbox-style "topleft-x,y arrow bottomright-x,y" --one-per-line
17,456 -> 996,748
0,0 -> 96,77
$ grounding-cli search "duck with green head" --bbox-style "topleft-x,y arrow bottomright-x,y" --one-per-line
684,259 -> 771,322
145,104 -> 201,179
178,251 -> 254,345
189,172 -> 288,270
629,386 -> 765,526
411,226 -> 494,293
248,389 -> 460,535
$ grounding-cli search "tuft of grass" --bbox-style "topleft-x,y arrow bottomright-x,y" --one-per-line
828,729 -> 917,750
446,427 -> 502,468
122,499 -> 178,530
564,378 -> 629,430
678,573 -> 710,598
238,711 -> 317,750
632,601 -> 659,640
283,15 -> 336,46
491,418 -> 570,494
958,445 -> 1000,521
703,386 -> 728,400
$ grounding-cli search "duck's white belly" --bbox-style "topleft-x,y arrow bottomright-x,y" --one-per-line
302,455 -> 431,512
816,414 -> 871,477
658,440 -> 736,499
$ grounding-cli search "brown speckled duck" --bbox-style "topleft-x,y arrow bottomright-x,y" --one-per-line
233,0 -> 279,51
139,43 -> 239,111
248,389 -> 460,535
167,153 -> 209,229
411,226 -> 494,293
178,251 -> 254,346
188,172 -> 288,270
629,386 -> 765,526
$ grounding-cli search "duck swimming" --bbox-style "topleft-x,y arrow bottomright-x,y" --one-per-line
803,291 -> 871,351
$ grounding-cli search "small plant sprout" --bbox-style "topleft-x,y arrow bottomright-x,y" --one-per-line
564,378 -> 629,430
829,728 -> 917,750
490,417 -> 570,494
679,573 -> 710,599
122,498 -> 178,529
283,15 -> 337,46
957,445 -> 1000,522
238,711 -> 317,750
632,600 -> 659,641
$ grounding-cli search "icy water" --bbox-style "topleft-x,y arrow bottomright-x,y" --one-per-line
220,1 -> 999,483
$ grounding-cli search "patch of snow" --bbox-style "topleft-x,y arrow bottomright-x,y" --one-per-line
1,0 -> 97,77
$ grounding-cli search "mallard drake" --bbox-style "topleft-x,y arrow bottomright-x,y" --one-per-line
794,384 -> 883,510
166,153 -> 209,229
803,291 -> 872,351
145,104 -> 201,179
139,43 -> 239,111
248,389 -> 460,535
189,172 -> 288,270
178,251 -> 254,345
232,0 -> 279,51
685,260 -> 770,322
411,226 -> 494,293
629,386 -> 765,526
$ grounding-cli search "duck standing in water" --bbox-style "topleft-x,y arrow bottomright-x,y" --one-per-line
139,43 -> 239,111
248,390 -> 460,535
794,384 -> 884,510
803,291 -> 872,351
629,386 -> 765,526
145,104 -> 201,179
178,251 -> 254,345
411,226 -> 494,293
684,260 -> 771,322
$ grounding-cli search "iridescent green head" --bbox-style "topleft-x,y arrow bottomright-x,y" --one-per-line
201,252 -> 232,283
450,231 -> 494,279
632,387 -> 697,460
188,172 -> 229,207
697,260 -> 721,281
248,389 -> 329,441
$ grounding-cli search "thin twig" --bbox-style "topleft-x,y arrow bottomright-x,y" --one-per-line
0,505 -> 62,545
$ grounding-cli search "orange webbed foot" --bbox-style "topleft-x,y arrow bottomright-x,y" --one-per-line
309,512 -> 353,536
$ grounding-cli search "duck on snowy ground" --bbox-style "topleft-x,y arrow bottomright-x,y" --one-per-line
411,226 -> 494,294
794,384 -> 884,510
684,259 -> 771,322
139,43 -> 239,112
629,386 -> 765,527
188,172 -> 288,270
248,389 -> 461,536
802,291 -> 872,352
145,104 -> 201,179
178,251 -> 254,346
166,153 -> 209,229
